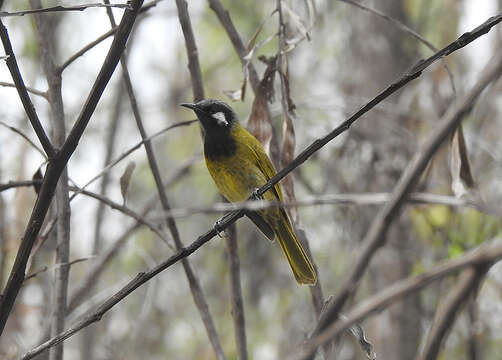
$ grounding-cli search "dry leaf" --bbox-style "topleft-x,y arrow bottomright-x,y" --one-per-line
450,125 -> 474,198
247,56 -> 277,155
120,161 -> 136,205
32,167 -> 43,195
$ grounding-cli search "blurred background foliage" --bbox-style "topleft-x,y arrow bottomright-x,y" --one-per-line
1,0 -> 502,359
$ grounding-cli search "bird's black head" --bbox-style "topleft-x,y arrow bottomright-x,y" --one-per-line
180,99 -> 237,136
180,99 -> 238,160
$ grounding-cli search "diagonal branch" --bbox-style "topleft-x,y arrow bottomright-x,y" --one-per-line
293,239 -> 502,360
104,1 -> 226,358
307,48 -> 502,359
21,13 -> 502,356
416,266 -> 488,360
0,0 -> 144,337
0,19 -> 55,157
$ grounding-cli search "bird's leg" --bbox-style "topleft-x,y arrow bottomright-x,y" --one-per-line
250,188 -> 263,201
213,211 -> 235,237
213,219 -> 224,238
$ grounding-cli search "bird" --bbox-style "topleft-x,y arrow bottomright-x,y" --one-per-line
181,99 -> 317,285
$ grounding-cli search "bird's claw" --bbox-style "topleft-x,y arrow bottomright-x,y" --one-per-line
214,220 -> 224,238
251,188 -> 263,200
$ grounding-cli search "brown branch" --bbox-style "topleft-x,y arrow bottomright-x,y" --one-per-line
337,0 -> 456,95
69,120 -> 196,201
207,0 -> 261,92
417,266 -> 488,360
225,225 -> 248,360
148,192 -> 472,219
103,1 -> 226,358
0,0 -> 144,336
293,239 -> 502,360
31,161 -> 193,350
59,27 -> 116,73
0,2 -> 131,17
58,0 -> 166,73
30,1 -> 71,357
21,13 -> 502,356
0,19 -> 55,157
175,0 -> 204,101
0,81 -> 48,99
307,49 -> 502,359
68,186 -> 169,244
0,120 -> 47,159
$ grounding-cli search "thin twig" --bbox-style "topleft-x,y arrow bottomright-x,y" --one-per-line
307,49 -> 502,360
21,13 -> 502,356
176,0 -> 204,101
0,2 -> 131,17
292,239 -> 502,360
416,266 -> 488,360
59,27 -> 117,73
0,0 -> 144,336
104,1 -> 226,358
68,186 -> 169,245
0,81 -> 48,99
0,121 -> 47,159
30,1 -> 71,357
207,0 -> 261,92
225,225 -> 248,360
337,0 -> 456,95
0,19 -> 55,157
150,192 -> 472,219
58,0 -> 167,73
69,120 -> 196,201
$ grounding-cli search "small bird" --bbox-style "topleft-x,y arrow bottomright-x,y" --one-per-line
181,99 -> 317,285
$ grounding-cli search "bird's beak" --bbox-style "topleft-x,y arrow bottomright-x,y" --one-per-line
180,103 -> 197,111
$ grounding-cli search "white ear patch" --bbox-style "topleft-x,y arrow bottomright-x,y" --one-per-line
211,112 -> 228,126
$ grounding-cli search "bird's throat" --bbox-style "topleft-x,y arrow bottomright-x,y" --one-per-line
203,130 -> 237,161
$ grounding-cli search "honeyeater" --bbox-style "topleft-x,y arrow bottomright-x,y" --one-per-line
181,99 -> 317,285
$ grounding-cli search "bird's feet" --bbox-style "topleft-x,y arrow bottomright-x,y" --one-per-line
250,188 -> 263,201
213,219 -> 224,238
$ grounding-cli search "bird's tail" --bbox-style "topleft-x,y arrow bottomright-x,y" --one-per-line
275,213 -> 317,285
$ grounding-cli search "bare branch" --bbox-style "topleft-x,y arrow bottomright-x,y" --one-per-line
0,2 -> 131,17
337,0 -> 456,95
0,19 -> 55,156
68,186 -> 169,245
293,239 -> 502,360
69,120 -> 196,201
104,1 -> 226,357
21,13 -> 502,356
0,81 -> 48,99
308,49 -> 502,360
150,192 -> 473,219
175,0 -> 204,101
225,225 -> 248,360
417,266 -> 488,360
0,121 -> 47,159
0,0 -> 144,336
59,27 -> 116,73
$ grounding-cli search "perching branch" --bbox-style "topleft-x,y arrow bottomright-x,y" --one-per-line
0,0 -> 144,337
21,13 -> 502,356
307,48 -> 502,360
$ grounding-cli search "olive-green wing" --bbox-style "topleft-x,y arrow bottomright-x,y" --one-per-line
244,132 -> 284,202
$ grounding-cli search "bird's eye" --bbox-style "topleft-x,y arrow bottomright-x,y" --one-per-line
211,111 -> 228,126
